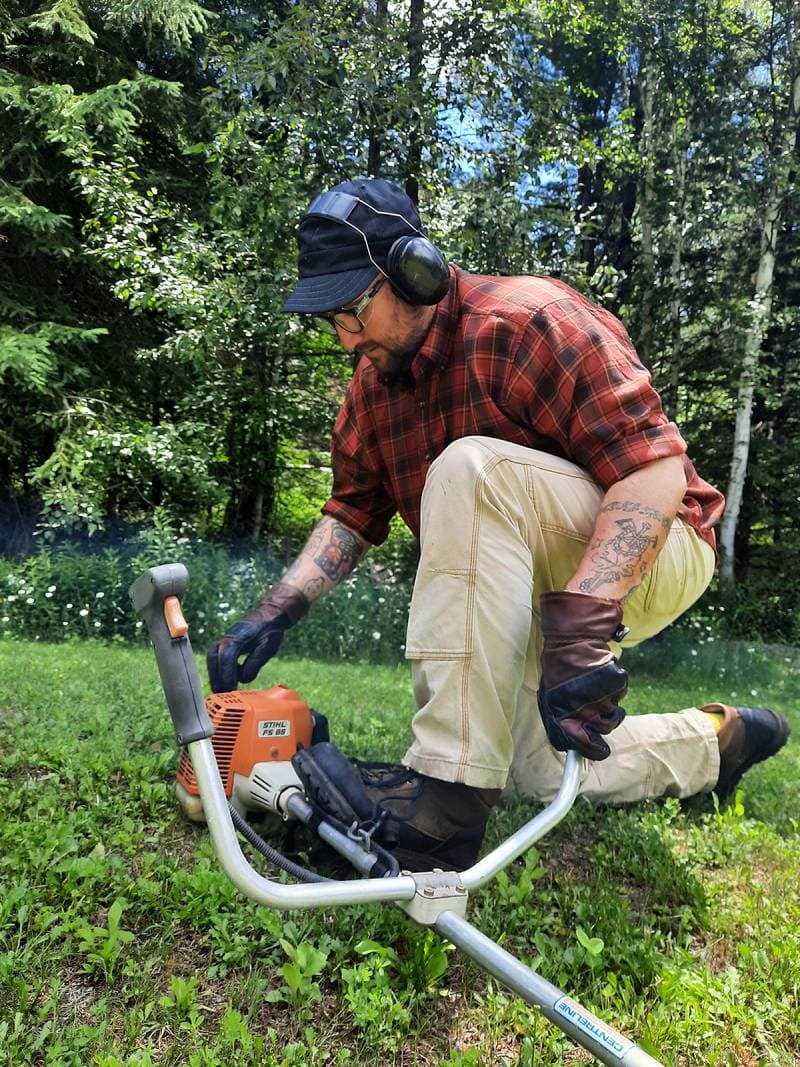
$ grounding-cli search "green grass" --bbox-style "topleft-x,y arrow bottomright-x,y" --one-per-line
0,635 -> 799,1066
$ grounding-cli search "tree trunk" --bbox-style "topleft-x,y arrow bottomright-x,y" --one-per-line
576,156 -> 598,277
665,116 -> 689,421
637,60 -> 656,368
251,488 -> 264,542
405,0 -> 424,204
367,0 -> 388,176
719,67 -> 800,588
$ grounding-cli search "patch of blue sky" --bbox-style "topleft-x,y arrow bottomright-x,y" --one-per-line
438,99 -> 577,206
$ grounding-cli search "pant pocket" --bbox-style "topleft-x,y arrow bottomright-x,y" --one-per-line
405,568 -> 475,658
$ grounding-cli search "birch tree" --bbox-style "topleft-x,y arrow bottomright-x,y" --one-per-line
719,3 -> 800,588
635,49 -> 657,368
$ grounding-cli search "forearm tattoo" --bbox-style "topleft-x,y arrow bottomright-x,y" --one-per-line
282,559 -> 328,602
312,521 -> 363,582
282,521 -> 365,599
302,576 -> 325,600
578,501 -> 671,596
597,500 -> 672,532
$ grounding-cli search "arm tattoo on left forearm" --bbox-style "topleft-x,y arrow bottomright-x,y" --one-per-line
302,576 -> 325,600
578,502 -> 671,596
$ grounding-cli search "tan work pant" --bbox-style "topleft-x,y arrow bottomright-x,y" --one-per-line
402,437 -> 719,803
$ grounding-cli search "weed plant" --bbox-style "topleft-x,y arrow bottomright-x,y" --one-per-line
0,636 -> 798,1064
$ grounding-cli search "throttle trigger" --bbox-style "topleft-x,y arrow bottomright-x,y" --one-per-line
164,595 -> 189,638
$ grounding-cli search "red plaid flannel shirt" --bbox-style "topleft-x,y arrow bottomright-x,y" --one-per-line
323,268 -> 724,549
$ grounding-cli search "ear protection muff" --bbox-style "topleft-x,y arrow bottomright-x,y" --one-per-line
385,234 -> 450,306
304,190 -> 450,306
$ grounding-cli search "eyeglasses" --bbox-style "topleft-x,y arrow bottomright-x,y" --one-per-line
315,278 -> 385,335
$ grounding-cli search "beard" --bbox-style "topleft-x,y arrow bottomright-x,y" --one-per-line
354,309 -> 433,387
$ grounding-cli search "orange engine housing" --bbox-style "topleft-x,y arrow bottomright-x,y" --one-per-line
177,686 -> 314,798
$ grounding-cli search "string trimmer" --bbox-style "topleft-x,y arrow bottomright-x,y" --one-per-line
130,563 -> 665,1066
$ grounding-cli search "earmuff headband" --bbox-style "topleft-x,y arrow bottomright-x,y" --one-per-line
305,190 -> 427,284
303,189 -> 450,307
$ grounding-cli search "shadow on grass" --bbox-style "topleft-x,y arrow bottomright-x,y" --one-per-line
477,796 -> 708,1001
623,631 -> 799,835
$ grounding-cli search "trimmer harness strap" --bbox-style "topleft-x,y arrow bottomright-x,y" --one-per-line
292,742 -> 400,877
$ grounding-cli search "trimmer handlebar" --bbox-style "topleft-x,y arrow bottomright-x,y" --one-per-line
130,563 -> 664,1066
129,564 -> 214,746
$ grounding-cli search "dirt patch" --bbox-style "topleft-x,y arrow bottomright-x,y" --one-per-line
57,969 -> 100,1025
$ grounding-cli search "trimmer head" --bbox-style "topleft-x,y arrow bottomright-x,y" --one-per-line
176,686 -> 315,822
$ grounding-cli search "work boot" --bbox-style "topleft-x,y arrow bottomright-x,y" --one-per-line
293,743 -> 500,873
355,761 -> 501,872
707,703 -> 790,801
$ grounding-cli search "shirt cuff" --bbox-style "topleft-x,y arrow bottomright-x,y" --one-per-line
588,424 -> 687,487
321,500 -> 390,546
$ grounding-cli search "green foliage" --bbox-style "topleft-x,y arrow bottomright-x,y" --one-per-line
0,638 -> 798,1062
263,937 -> 328,1017
662,576 -> 800,646
4,535 -> 799,661
0,537 -> 412,661
30,402 -> 226,536
1,0 -> 799,626
70,898 -> 136,981
0,324 -> 97,395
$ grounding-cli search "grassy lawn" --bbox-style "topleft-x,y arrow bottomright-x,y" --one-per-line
0,635 -> 798,1066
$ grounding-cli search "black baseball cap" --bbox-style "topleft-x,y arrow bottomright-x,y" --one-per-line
282,177 -> 425,314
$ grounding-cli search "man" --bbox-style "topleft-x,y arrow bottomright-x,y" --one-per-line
208,177 -> 789,872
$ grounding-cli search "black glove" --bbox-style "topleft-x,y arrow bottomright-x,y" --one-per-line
537,591 -> 629,761
206,582 -> 310,692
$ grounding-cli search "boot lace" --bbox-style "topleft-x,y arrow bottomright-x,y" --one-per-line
351,759 -> 425,820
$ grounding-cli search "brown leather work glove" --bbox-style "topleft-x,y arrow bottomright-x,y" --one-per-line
206,582 -> 310,692
537,591 -> 629,761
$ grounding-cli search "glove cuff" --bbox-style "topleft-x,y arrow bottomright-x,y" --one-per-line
540,590 -> 626,642
249,581 -> 311,628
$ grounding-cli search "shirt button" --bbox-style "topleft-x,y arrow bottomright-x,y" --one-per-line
418,400 -> 426,409
425,452 -> 431,461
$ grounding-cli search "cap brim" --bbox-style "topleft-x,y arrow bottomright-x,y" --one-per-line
281,266 -> 378,314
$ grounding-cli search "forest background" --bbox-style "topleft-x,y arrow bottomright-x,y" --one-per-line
2,0 -> 799,658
